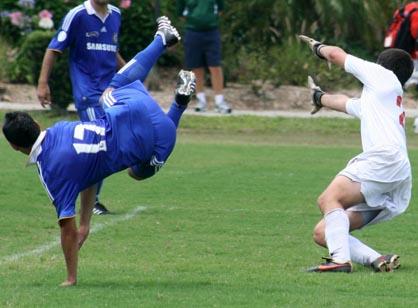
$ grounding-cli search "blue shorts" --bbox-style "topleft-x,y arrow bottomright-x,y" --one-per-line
77,105 -> 106,122
184,29 -> 222,69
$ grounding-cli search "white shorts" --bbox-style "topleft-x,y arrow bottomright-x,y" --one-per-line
339,146 -> 411,225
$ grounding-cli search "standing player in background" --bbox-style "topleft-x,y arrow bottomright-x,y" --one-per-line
299,35 -> 413,273
176,0 -> 231,114
37,0 -> 126,215
3,18 -> 195,286
384,2 -> 418,132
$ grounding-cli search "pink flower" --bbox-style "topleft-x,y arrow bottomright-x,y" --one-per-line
38,9 -> 53,19
39,17 -> 54,29
9,11 -> 24,27
119,0 -> 131,9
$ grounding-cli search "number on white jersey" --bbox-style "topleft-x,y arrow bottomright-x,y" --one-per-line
396,96 -> 405,128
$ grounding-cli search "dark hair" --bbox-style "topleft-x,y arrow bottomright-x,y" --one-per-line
2,112 -> 40,148
377,48 -> 414,86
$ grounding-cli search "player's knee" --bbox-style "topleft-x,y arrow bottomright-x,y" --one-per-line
317,193 -> 328,210
313,224 -> 326,247
128,168 -> 145,181
128,163 -> 159,181
317,192 -> 338,214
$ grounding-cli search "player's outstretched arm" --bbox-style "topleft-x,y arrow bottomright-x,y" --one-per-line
299,35 -> 347,68
308,76 -> 349,114
58,217 -> 78,287
321,93 -> 350,113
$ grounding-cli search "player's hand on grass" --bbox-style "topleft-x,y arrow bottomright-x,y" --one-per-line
299,35 -> 326,60
60,280 -> 76,287
308,76 -> 324,115
37,82 -> 51,107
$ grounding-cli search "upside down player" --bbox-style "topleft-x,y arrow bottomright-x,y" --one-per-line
2,17 -> 196,286
299,35 -> 413,272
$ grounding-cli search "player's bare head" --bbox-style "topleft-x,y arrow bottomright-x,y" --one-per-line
377,49 -> 414,86
2,112 -> 40,148
93,0 -> 110,5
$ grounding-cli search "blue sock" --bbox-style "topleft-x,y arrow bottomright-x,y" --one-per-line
167,101 -> 187,128
109,36 -> 165,89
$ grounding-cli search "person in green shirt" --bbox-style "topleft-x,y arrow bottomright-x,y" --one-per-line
177,0 -> 231,113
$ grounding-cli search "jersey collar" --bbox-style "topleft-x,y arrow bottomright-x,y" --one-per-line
84,0 -> 112,22
27,131 -> 46,166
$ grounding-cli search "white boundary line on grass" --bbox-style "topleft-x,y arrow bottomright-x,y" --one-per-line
0,206 -> 147,266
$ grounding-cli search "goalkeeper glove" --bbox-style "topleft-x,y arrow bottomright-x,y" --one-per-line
299,35 -> 326,60
308,76 -> 325,115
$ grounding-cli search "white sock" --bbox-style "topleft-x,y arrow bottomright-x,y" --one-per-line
324,208 -> 350,263
196,92 -> 206,104
215,94 -> 224,105
349,235 -> 381,265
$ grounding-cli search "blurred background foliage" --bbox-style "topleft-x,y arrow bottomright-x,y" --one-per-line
0,0 -> 410,108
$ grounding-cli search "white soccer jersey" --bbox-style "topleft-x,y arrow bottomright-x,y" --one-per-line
341,55 -> 411,221
345,55 -> 407,155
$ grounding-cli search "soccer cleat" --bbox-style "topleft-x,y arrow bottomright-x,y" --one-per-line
371,254 -> 400,272
175,70 -> 196,106
155,16 -> 180,47
215,100 -> 232,114
307,257 -> 353,273
93,202 -> 110,215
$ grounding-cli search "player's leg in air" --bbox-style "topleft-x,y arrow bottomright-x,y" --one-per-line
103,16 -> 195,135
107,16 -> 179,90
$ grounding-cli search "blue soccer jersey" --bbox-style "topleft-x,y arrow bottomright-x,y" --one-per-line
29,81 -> 177,220
48,1 -> 121,110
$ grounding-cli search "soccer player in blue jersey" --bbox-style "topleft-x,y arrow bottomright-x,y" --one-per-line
37,0 -> 126,215
4,18 -> 195,286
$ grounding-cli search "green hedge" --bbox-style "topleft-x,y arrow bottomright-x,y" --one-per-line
0,0 -> 403,101
9,30 -> 73,109
1,1 -> 181,110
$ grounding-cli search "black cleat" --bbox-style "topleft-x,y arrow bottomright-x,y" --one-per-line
155,16 -> 180,47
371,254 -> 400,272
307,257 -> 353,273
175,70 -> 196,106
93,202 -> 110,215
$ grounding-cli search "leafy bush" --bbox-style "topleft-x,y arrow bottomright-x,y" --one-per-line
0,0 -> 404,95
118,0 -> 181,66
9,30 -> 72,109
225,37 -> 359,94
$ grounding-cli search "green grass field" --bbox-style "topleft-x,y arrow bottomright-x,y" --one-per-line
1,112 -> 418,307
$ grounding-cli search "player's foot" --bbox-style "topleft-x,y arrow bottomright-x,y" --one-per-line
307,257 -> 353,273
215,100 -> 232,114
155,16 -> 180,47
93,202 -> 110,215
175,70 -> 196,106
195,100 -> 207,112
371,254 -> 400,272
